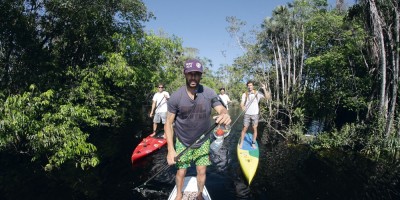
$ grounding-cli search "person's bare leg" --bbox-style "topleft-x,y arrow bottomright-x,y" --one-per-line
151,122 -> 157,136
252,124 -> 258,149
239,126 -> 248,148
196,166 -> 206,200
175,168 -> 186,200
162,123 -> 166,138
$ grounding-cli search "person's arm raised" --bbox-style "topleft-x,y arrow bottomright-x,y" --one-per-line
261,83 -> 271,100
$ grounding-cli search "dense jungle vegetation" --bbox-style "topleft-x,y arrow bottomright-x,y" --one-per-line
0,0 -> 399,198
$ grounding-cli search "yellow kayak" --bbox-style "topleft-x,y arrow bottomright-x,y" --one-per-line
237,133 -> 259,185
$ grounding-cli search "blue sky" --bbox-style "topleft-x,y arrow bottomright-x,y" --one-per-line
143,0 -> 338,70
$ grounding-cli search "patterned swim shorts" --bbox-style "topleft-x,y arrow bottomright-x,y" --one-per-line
175,138 -> 211,169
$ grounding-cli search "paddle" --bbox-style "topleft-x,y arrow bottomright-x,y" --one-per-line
148,92 -> 168,136
148,94 -> 165,120
154,95 -> 166,112
134,123 -> 218,191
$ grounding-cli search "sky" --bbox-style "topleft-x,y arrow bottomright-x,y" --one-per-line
143,0 -> 338,70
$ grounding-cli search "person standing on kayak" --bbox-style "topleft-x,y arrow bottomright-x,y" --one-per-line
149,83 -> 170,137
165,59 -> 231,200
239,81 -> 271,149
218,87 -> 232,110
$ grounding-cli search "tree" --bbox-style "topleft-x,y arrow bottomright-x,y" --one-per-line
0,0 -> 185,170
349,0 -> 400,137
0,0 -> 150,94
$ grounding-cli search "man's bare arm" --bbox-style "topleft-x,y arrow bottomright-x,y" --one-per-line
164,111 -> 177,165
149,100 -> 156,117
214,105 -> 231,125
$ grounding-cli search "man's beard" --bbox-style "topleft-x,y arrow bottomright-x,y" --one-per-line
186,78 -> 198,88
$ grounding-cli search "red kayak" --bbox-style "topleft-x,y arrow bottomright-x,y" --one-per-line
131,130 -> 167,163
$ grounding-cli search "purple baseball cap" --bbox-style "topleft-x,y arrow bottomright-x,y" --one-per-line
184,59 -> 203,74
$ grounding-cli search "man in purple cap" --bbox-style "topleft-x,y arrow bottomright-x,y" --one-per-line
165,59 -> 231,200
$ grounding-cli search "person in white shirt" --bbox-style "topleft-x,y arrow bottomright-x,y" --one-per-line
149,83 -> 170,136
218,88 -> 232,110
239,81 -> 271,149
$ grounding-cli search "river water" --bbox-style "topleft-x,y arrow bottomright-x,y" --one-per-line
2,106 -> 399,199
132,106 -> 260,199
131,106 -> 400,200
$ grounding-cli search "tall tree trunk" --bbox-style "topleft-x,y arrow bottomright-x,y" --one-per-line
336,0 -> 345,12
293,36 -> 297,88
385,1 -> 400,137
273,42 -> 280,106
276,40 -> 286,99
287,34 -> 291,96
369,0 -> 388,120
299,24 -> 305,89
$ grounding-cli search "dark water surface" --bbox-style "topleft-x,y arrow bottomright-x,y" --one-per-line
132,106 -> 257,199
131,106 -> 400,200
1,106 -> 399,200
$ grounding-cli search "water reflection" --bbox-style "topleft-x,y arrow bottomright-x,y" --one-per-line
131,105 -> 400,200
307,120 -> 324,136
210,143 -> 229,172
3,106 -> 398,200
132,146 -> 173,199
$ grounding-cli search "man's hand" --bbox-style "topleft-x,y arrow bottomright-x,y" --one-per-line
167,150 -> 177,165
261,83 -> 272,100
261,83 -> 267,90
214,113 -> 231,126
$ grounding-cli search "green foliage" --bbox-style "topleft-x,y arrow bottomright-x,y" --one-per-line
0,30 -> 184,170
214,63 -> 248,100
361,116 -> 400,162
0,88 -> 98,170
312,116 -> 400,163
228,1 -> 396,167
284,107 -> 307,143
303,9 -> 371,128
114,32 -> 184,94
0,0 -> 149,93
312,123 -> 360,150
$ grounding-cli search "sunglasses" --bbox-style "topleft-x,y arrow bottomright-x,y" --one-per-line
158,87 -> 164,88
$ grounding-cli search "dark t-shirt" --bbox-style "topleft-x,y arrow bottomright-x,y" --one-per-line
167,85 -> 221,148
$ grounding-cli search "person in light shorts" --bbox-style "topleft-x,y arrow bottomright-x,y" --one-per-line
243,114 -> 259,127
149,83 -> 169,137
153,112 -> 167,124
239,81 -> 271,149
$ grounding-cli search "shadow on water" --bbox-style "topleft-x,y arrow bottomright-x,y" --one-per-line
2,105 -> 399,200
132,105 -> 400,200
131,105 -> 400,200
